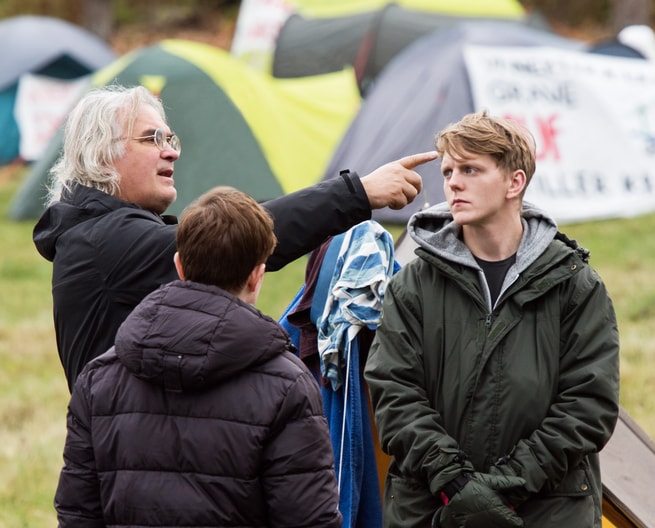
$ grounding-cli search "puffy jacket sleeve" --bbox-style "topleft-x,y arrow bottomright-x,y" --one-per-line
364,266 -> 467,495
263,171 -> 371,271
262,368 -> 342,528
499,264 -> 620,495
54,369 -> 104,527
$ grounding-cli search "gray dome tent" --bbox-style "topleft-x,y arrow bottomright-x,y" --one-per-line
320,20 -> 583,224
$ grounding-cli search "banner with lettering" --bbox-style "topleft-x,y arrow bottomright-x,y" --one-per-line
463,45 -> 655,224
231,0 -> 293,71
14,73 -> 90,161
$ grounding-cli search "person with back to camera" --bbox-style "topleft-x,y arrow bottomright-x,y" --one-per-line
33,84 -> 436,391
364,111 -> 620,528
55,185 -> 344,527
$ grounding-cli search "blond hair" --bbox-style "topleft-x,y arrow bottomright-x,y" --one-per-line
436,111 -> 537,189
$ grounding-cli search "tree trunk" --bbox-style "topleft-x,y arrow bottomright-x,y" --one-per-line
81,0 -> 114,41
610,0 -> 651,33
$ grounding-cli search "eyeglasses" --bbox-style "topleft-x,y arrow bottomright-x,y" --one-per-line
128,128 -> 181,153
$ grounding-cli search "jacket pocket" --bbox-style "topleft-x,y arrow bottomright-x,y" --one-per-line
521,465 -> 598,527
383,473 -> 435,528
543,464 -> 594,497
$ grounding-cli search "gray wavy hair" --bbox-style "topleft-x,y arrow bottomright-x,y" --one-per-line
47,84 -> 166,204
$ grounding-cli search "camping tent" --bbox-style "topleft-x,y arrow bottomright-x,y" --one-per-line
323,20 -> 655,225
284,0 -> 525,18
326,19 -> 655,226
321,20 -> 582,224
9,39 -> 360,220
0,15 -> 116,165
231,0 -> 525,72
271,3 -> 548,94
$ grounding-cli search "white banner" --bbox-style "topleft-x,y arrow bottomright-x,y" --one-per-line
14,73 -> 90,161
463,45 -> 655,224
231,0 -> 294,71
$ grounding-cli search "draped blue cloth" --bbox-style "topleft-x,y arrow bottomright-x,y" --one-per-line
280,220 -> 399,528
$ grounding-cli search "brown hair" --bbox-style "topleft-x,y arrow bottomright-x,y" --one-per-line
176,186 -> 277,292
436,111 -> 537,188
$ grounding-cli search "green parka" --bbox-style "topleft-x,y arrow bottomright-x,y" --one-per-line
364,202 -> 620,528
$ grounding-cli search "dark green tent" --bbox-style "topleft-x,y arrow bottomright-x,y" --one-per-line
272,3 -> 541,94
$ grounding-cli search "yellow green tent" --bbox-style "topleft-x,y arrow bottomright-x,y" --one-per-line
10,39 -> 360,220
291,0 -> 524,18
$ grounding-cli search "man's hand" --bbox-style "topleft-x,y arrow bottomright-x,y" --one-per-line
360,151 -> 438,210
489,458 -> 531,508
435,472 -> 525,528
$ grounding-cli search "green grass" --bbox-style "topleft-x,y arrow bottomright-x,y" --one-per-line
1,165 -> 655,526
0,168 -> 69,528
562,217 -> 655,429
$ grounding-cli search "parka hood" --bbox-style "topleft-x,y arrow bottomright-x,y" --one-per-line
407,201 -> 559,275
33,183 -> 139,262
114,280 -> 292,392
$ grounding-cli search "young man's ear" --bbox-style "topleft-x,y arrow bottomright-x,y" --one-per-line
507,169 -> 527,199
245,263 -> 266,304
173,252 -> 185,280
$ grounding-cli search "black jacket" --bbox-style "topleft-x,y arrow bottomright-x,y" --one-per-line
55,280 -> 342,527
33,173 -> 370,390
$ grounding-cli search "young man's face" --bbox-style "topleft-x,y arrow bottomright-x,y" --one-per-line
441,149 -> 515,227
114,105 -> 180,214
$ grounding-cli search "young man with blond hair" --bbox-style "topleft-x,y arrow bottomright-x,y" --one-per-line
365,111 -> 620,528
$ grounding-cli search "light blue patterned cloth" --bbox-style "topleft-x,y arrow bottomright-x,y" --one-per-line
316,220 -> 398,391
279,220 -> 398,528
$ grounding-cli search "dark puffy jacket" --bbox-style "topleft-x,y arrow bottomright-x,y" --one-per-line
33,173 -> 370,390
55,280 -> 343,528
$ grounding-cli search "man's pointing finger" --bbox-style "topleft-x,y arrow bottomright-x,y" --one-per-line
397,151 -> 439,170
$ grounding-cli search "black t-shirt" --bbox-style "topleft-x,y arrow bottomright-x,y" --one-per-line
474,253 -> 516,305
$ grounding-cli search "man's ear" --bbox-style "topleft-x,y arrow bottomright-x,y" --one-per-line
507,169 -> 527,199
247,263 -> 266,295
173,252 -> 185,280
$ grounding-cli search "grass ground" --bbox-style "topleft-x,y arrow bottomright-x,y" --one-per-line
1,164 -> 655,526
2,3 -> 650,527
